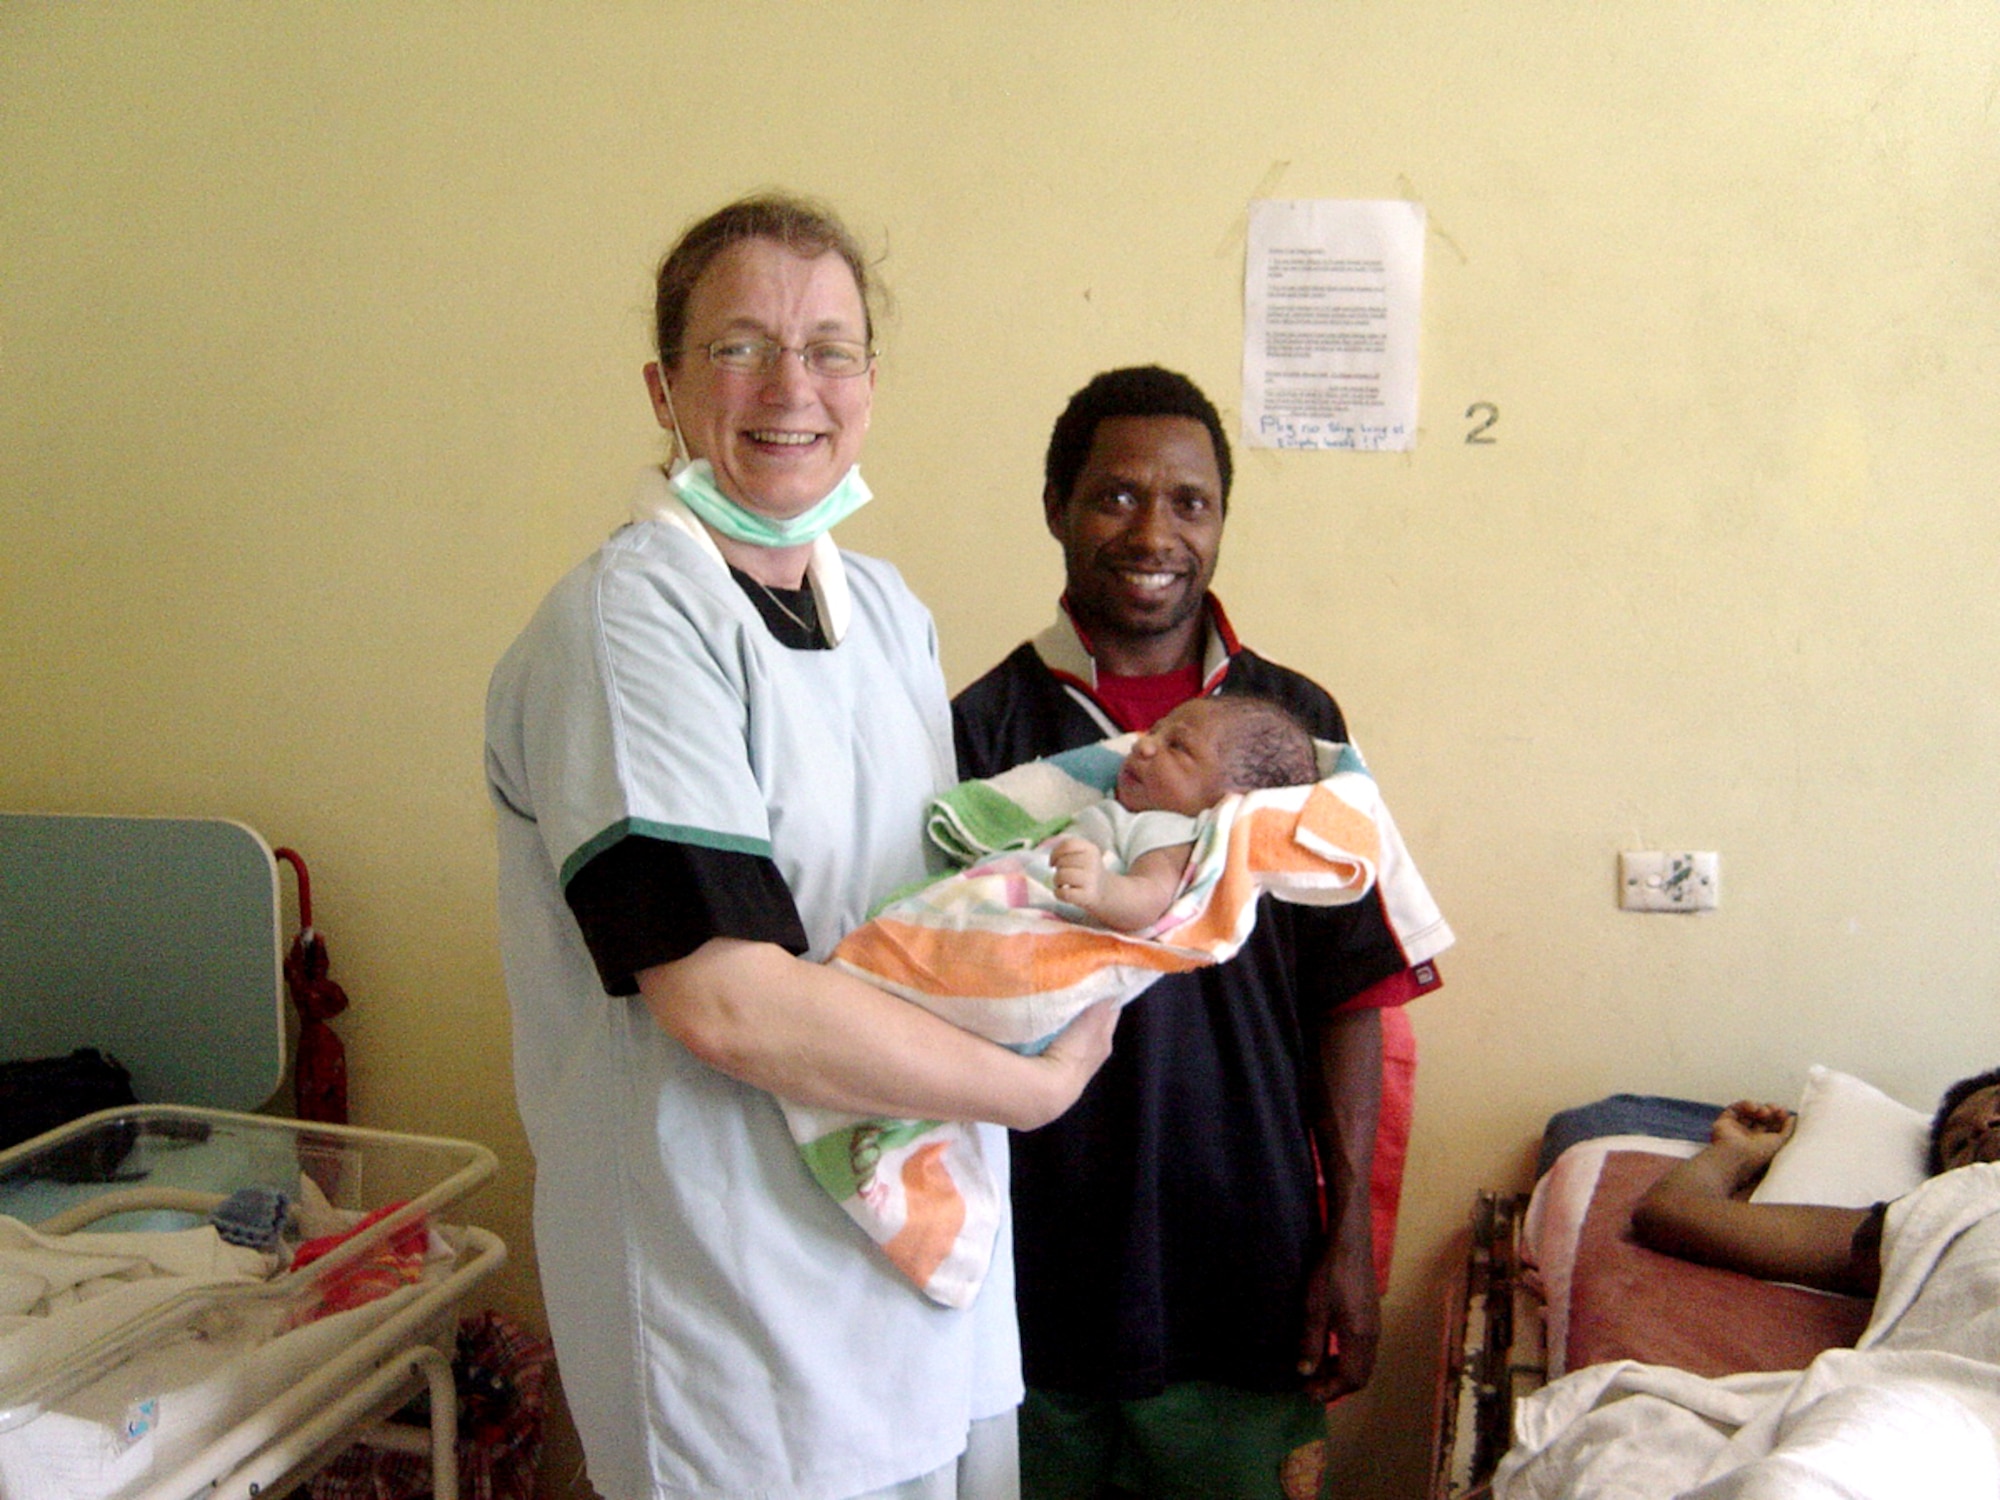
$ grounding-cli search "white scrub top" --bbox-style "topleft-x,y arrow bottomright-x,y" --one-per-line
486,511 -> 1021,1500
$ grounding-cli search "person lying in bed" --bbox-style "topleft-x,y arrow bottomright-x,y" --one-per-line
1047,694 -> 1317,932
1632,1065 -> 2000,1296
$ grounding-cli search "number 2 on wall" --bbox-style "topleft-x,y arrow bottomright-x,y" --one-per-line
1464,402 -> 1499,444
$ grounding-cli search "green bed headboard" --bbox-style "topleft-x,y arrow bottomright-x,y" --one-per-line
0,813 -> 286,1111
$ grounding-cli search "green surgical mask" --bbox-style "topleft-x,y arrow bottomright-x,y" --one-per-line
669,458 -> 872,549
656,370 -> 872,548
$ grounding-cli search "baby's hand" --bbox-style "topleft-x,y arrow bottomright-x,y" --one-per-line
1049,836 -> 1105,909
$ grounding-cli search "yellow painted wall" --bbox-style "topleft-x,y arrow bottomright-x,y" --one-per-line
5,4 -> 1997,1495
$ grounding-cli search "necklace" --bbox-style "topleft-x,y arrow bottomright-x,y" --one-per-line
741,571 -> 822,642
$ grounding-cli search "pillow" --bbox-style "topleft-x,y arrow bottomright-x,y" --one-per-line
1748,1065 -> 1930,1208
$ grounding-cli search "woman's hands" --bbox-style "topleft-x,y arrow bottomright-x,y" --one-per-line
1023,998 -> 1121,1127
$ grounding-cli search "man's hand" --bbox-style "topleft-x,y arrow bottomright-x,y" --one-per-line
1713,1100 -> 1795,1180
1048,836 -> 1106,909
1297,1234 -> 1380,1404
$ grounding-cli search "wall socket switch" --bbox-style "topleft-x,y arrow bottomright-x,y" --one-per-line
1619,851 -> 1719,912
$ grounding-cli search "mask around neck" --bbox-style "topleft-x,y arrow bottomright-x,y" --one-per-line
668,458 -> 872,549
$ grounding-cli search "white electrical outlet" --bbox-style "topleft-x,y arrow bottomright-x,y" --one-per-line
1619,851 -> 1720,912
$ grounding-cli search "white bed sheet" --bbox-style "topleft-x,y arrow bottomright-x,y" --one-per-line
0,1210 -> 459,1500
1496,1161 -> 2000,1500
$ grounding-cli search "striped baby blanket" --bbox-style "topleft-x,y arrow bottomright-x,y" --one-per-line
783,734 -> 1449,1309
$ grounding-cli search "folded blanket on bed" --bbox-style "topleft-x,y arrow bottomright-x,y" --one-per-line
0,1216 -> 277,1399
1494,1160 -> 2000,1500
0,1211 -> 455,1500
785,735 -> 1453,1309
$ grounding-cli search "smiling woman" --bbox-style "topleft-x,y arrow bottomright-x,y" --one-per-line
484,192 -> 1117,1500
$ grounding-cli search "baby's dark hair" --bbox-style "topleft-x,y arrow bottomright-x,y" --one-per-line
1216,697 -> 1319,792
1930,1064 -> 2000,1175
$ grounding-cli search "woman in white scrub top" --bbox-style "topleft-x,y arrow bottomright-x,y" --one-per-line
486,193 -> 1118,1500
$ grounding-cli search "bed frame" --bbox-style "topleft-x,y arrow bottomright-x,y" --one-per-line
1428,1190 -> 1543,1500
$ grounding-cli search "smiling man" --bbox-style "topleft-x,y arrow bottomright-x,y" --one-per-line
952,366 -> 1446,1500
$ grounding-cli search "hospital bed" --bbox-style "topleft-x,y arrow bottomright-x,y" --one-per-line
0,812 -> 507,1500
1427,1069 -> 1941,1498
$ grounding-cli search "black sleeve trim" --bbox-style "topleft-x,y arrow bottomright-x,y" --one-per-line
563,833 -> 809,996
1849,1199 -> 1891,1292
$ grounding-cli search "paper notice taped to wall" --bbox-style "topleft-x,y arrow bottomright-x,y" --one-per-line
1243,199 -> 1425,452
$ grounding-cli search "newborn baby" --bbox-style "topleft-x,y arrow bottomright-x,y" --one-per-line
1049,695 -> 1317,932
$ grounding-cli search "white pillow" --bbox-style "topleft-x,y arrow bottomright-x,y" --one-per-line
1749,1065 -> 1931,1208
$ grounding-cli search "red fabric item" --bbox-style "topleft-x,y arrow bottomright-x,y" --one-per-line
307,1311 -> 556,1500
294,1200 -> 427,1270
1315,1004 -> 1417,1392
1091,663 -> 1205,732
292,1000 -> 350,1124
1368,1003 -> 1418,1288
1344,959 -> 1444,1011
291,1201 -> 428,1321
1565,1151 -> 1872,1376
276,847 -> 351,1125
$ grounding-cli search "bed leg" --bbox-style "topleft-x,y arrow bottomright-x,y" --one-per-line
413,1343 -> 461,1500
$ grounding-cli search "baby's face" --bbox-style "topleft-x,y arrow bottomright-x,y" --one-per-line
1115,700 -> 1237,816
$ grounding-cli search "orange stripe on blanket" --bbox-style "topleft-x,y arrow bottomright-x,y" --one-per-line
883,1141 -> 966,1291
1168,801 -> 1374,950
1165,823 -> 1264,951
1239,796 -> 1379,876
834,919 -> 1204,999
1288,785 -> 1383,869
1168,811 -> 1300,950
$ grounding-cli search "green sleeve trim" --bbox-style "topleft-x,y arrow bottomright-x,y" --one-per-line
559,817 -> 773,890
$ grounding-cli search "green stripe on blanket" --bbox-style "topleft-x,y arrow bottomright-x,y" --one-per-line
927,783 -> 1076,866
797,1117 -> 944,1201
925,741 -> 1129,866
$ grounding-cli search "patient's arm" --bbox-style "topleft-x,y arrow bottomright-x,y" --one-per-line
1631,1101 -> 1880,1296
1048,835 -> 1191,932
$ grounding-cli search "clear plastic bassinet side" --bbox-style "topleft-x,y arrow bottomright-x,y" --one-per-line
0,1104 -> 497,1436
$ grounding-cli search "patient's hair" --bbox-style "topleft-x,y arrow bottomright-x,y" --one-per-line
1929,1064 -> 2000,1174
1214,697 -> 1318,793
1044,365 -> 1234,509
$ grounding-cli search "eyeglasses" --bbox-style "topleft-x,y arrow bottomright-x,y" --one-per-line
688,337 -> 876,380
